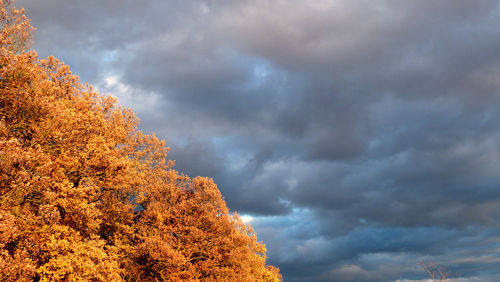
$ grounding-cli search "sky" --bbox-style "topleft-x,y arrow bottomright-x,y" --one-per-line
16,0 -> 500,281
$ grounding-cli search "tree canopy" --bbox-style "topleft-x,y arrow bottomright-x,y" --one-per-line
0,1 -> 281,281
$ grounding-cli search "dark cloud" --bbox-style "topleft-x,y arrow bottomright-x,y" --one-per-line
17,0 -> 500,280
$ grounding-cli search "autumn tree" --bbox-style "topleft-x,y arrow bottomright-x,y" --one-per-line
0,1 -> 281,281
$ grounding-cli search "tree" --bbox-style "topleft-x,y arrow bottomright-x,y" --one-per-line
420,262 -> 461,282
0,1 -> 281,281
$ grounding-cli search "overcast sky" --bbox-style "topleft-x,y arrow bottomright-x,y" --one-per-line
17,0 -> 500,281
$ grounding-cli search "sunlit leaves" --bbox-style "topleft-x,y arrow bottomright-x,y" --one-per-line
0,1 -> 280,281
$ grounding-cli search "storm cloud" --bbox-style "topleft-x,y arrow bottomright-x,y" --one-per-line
18,0 -> 500,280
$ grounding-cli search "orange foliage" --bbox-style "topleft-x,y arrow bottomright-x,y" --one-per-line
0,1 -> 281,281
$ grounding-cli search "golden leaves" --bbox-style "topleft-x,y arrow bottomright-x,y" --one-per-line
0,1 -> 281,281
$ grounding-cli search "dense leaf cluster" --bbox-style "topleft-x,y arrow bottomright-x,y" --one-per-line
0,1 -> 281,281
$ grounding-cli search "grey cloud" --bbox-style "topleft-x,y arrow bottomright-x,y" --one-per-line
17,0 -> 500,280
253,212 -> 500,281
167,139 -> 224,179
